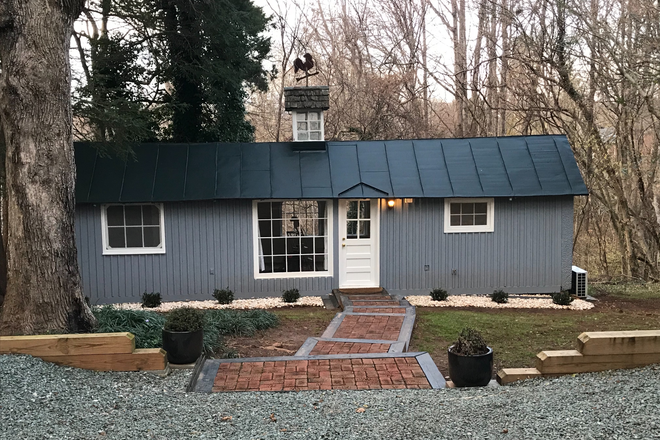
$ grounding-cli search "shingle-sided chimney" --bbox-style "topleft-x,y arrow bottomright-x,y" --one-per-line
284,86 -> 329,142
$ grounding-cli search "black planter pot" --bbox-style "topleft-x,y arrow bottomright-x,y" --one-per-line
447,346 -> 493,387
162,328 -> 204,364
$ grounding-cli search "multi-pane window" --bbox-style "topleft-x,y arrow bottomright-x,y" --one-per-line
345,200 -> 370,239
102,204 -> 165,254
294,111 -> 323,141
256,201 -> 329,274
444,198 -> 494,233
449,202 -> 488,226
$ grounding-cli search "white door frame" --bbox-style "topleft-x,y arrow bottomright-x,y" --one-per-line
338,199 -> 380,288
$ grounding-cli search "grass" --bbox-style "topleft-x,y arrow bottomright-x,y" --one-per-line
411,283 -> 660,370
92,306 -> 279,357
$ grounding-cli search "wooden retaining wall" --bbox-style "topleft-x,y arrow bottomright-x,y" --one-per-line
497,330 -> 660,385
0,332 -> 167,372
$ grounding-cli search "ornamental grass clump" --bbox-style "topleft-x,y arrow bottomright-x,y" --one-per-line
430,288 -> 449,301
450,327 -> 489,356
212,288 -> 234,305
164,307 -> 205,332
490,289 -> 509,304
93,306 -> 165,348
552,290 -> 574,306
282,288 -> 300,303
141,292 -> 162,308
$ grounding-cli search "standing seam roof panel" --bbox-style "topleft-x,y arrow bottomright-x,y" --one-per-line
74,135 -> 588,203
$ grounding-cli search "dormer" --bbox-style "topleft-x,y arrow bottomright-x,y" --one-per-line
284,86 -> 329,142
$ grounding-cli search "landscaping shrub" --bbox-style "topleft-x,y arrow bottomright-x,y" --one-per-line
450,327 -> 489,356
164,307 -> 205,332
204,309 -> 278,336
490,289 -> 509,304
94,306 -> 278,358
240,309 -> 280,330
212,288 -> 234,305
93,306 -> 165,349
141,292 -> 162,308
430,288 -> 449,301
552,290 -> 574,306
282,288 -> 300,303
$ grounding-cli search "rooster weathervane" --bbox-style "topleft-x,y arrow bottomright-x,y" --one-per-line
293,53 -> 319,85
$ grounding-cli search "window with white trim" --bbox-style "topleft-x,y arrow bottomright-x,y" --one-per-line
254,200 -> 331,277
102,204 -> 166,255
444,198 -> 494,233
293,111 -> 323,141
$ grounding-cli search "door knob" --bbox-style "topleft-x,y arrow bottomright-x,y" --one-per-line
342,243 -> 346,247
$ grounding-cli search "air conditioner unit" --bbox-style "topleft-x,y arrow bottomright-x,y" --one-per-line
571,266 -> 588,298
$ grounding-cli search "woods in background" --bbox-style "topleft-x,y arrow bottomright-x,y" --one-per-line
69,0 -> 660,281
248,0 -> 660,281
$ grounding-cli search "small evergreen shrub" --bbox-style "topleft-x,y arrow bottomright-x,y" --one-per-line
430,288 -> 449,301
450,327 -> 489,356
213,288 -> 234,305
141,292 -> 162,308
282,288 -> 300,303
490,289 -> 509,304
164,307 -> 205,332
552,290 -> 574,306
204,309 -> 279,337
93,306 -> 165,349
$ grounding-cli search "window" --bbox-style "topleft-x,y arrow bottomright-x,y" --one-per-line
254,200 -> 332,277
444,198 -> 494,233
293,111 -> 323,141
345,200 -> 370,239
102,204 -> 165,255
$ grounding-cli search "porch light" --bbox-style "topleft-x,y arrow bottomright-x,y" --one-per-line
387,199 -> 395,208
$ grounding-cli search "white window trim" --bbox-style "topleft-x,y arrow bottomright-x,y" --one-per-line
444,198 -> 495,233
101,203 -> 166,255
292,110 -> 324,142
252,200 -> 334,279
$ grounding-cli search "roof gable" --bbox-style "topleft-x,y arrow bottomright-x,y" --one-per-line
75,135 -> 588,203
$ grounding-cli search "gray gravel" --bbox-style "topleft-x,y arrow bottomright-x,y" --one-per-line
1,355 -> 659,440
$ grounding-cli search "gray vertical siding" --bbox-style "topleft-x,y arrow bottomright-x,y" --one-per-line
379,197 -> 574,296
76,196 -> 574,304
75,200 -> 337,304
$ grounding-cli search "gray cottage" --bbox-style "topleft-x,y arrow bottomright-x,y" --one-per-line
74,87 -> 588,305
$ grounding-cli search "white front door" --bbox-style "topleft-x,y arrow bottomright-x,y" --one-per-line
338,199 -> 379,288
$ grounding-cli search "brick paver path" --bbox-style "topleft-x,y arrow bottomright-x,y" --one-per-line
309,341 -> 391,355
212,358 -> 431,392
352,300 -> 401,306
333,315 -> 404,340
201,291 -> 444,392
352,307 -> 406,314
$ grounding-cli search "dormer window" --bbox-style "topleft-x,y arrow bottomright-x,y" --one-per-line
294,111 -> 323,141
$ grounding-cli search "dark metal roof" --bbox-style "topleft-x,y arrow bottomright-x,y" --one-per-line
75,135 -> 588,203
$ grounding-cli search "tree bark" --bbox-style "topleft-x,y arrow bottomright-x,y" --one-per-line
0,0 -> 96,334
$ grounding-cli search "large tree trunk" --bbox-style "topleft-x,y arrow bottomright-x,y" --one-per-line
0,0 -> 96,334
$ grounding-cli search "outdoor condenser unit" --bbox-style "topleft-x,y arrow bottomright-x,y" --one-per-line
571,266 -> 588,298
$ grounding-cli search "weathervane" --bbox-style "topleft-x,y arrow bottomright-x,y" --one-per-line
293,53 -> 319,86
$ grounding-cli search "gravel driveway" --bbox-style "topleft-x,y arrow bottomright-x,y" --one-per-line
1,355 -> 658,439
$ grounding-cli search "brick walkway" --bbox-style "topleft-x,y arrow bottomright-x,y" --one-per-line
190,291 -> 446,392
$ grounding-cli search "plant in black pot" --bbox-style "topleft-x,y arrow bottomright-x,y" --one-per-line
447,327 -> 493,387
162,307 -> 205,364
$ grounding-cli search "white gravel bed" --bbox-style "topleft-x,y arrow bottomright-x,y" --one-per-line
1,354 -> 658,439
111,294 -> 593,312
113,296 -> 324,312
406,294 -> 594,310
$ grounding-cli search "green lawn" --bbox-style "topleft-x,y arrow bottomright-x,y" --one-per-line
410,283 -> 660,370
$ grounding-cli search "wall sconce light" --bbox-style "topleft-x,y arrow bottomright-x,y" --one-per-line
387,199 -> 396,208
